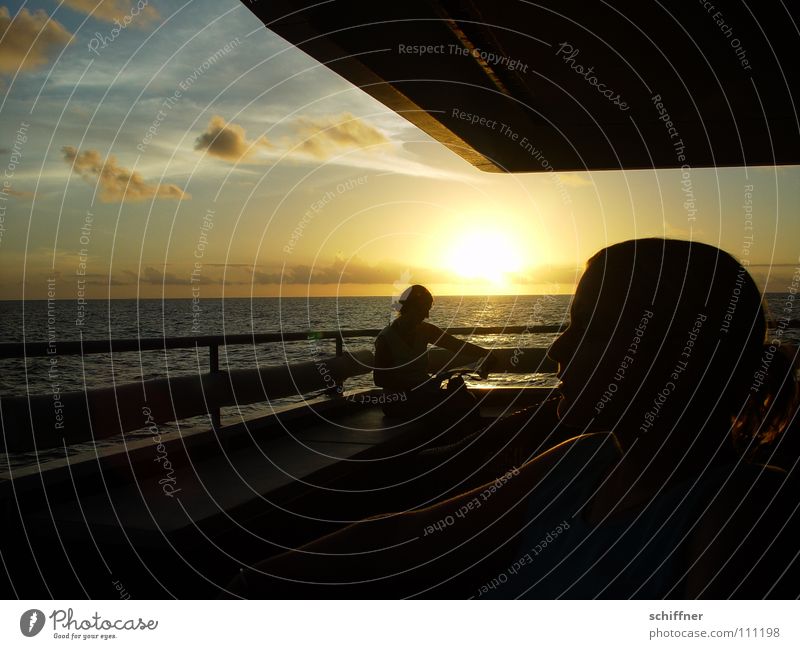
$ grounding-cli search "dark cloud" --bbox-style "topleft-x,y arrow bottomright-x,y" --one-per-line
83,272 -> 133,287
137,266 -> 216,286
251,269 -> 284,284
62,146 -> 190,202
202,262 -> 254,269
194,116 -> 270,162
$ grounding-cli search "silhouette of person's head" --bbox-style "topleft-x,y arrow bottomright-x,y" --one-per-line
397,285 -> 434,323
549,238 -> 793,456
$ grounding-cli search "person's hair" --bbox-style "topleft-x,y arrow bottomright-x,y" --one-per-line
398,284 -> 433,316
586,238 -> 797,459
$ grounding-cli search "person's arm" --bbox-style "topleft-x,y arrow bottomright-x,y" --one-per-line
373,335 -> 393,388
422,322 -> 497,376
423,322 -> 487,359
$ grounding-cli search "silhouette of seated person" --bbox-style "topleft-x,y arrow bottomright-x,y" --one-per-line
228,239 -> 798,598
373,284 -> 494,421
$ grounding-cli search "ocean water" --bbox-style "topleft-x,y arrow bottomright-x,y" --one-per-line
1,294 -> 797,470
0,295 -> 571,393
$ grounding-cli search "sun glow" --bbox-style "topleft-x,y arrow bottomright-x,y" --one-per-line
444,229 -> 526,284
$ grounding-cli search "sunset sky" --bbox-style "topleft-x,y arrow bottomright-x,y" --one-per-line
1,0 -> 798,300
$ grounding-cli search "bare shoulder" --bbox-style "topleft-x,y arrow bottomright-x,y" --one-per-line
522,432 -> 622,478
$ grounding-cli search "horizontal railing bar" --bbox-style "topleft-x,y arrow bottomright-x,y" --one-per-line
0,325 -> 566,359
0,351 -> 376,452
2,319 -> 798,359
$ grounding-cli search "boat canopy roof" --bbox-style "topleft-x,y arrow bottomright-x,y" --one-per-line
243,0 -> 799,172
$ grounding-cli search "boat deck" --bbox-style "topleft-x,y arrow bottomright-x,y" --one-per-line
1,387 -> 556,597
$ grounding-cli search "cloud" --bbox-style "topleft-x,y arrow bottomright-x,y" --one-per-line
252,256 -> 445,286
743,264 -> 800,294
1,186 -> 34,199
142,266 -> 207,285
279,114 -> 479,181
140,266 -> 183,285
0,7 -> 73,73
62,146 -> 190,202
192,114 -> 476,182
194,115 -> 270,162
61,0 -> 159,25
661,221 -> 704,238
194,113 -> 389,163
125,266 -> 216,286
248,256 -> 583,288
507,264 -> 584,285
554,172 -> 594,187
292,113 -> 389,159
82,272 -> 133,286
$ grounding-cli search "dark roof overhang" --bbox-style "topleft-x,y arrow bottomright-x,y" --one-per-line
243,1 -> 800,172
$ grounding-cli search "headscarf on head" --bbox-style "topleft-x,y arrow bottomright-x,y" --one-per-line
392,284 -> 433,313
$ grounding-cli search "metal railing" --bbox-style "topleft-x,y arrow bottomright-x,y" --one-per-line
3,320 -> 796,435
0,325 -> 565,438
3,320 -> 797,453
0,325 -> 565,361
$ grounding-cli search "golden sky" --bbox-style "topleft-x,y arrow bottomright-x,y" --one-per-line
1,1 -> 798,300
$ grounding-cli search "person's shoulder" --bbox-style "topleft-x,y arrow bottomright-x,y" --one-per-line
375,323 -> 394,346
518,432 -> 622,482
540,432 -> 622,466
496,432 -> 621,503
376,322 -> 396,337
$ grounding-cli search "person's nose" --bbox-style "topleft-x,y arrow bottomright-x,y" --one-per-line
547,327 -> 574,367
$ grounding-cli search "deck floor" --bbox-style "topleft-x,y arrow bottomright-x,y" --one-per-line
25,404 -> 438,541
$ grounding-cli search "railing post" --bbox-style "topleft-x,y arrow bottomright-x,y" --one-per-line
332,334 -> 344,396
209,344 -> 221,431
209,344 -> 219,372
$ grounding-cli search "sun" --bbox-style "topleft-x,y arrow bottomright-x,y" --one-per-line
444,229 -> 525,284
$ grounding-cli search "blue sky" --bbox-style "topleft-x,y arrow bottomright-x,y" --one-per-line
1,0 -> 798,299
